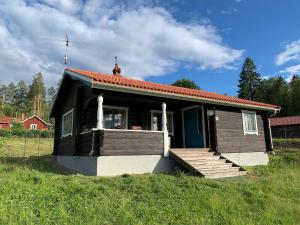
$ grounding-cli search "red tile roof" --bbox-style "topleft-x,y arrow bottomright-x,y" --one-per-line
0,116 -> 15,124
270,116 -> 300,126
66,68 -> 279,111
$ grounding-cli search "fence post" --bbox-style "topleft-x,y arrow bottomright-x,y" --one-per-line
37,135 -> 40,156
23,135 -> 26,157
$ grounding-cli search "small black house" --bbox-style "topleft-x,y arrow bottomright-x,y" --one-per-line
50,66 -> 280,177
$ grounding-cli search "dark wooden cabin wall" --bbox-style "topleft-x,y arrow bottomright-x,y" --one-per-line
53,78 -> 82,156
102,130 -> 164,155
215,108 -> 267,153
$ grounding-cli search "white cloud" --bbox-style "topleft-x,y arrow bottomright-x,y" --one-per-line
279,64 -> 300,74
221,8 -> 239,15
275,39 -> 300,65
0,0 -> 243,86
261,75 -> 270,80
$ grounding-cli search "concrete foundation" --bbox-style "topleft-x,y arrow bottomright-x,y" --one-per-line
221,152 -> 269,166
56,155 -> 178,176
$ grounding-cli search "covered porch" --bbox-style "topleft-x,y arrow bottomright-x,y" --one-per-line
75,89 -> 214,157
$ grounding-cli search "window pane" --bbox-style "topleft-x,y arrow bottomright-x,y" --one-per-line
243,112 -> 257,133
62,110 -> 73,136
153,113 -> 162,131
104,109 -> 126,129
152,112 -> 173,134
104,110 -> 113,129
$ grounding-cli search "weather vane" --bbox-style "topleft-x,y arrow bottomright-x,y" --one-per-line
64,34 -> 69,68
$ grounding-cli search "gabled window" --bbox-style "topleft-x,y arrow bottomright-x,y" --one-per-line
242,111 -> 258,135
62,109 -> 73,137
150,110 -> 174,136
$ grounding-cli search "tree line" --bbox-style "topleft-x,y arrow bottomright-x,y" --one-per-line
238,57 -> 300,116
0,73 -> 56,122
172,58 -> 300,117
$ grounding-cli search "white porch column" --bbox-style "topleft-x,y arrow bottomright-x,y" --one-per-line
97,94 -> 104,129
162,102 -> 169,157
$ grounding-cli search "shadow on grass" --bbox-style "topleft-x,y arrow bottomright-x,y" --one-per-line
0,155 -> 76,175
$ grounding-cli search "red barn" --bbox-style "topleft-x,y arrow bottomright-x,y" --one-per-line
0,116 -> 15,129
23,115 -> 49,130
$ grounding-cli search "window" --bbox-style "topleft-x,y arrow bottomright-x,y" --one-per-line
103,106 -> 128,129
151,110 -> 174,135
62,109 -> 73,137
30,124 -> 37,130
242,111 -> 258,135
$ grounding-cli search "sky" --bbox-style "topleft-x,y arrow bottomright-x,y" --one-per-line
0,0 -> 300,96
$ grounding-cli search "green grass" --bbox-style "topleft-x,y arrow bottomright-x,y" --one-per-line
0,137 -> 53,157
0,152 -> 299,225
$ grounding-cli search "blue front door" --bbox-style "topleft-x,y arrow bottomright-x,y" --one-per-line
183,107 -> 205,148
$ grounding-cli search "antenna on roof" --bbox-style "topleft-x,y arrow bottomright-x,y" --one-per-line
64,34 -> 69,68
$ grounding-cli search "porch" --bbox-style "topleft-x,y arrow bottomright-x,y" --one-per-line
74,90 -> 214,157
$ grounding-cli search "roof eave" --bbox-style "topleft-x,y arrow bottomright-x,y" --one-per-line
92,81 -> 278,112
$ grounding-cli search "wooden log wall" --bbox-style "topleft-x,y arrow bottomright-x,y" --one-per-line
215,108 -> 267,153
102,130 -> 164,156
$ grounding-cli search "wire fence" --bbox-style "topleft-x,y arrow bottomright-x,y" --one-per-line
273,138 -> 300,152
0,136 -> 53,157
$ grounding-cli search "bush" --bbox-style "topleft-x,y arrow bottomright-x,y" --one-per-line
0,129 -> 54,138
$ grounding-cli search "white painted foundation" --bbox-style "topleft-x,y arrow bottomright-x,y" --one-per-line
221,152 -> 269,166
56,155 -> 178,176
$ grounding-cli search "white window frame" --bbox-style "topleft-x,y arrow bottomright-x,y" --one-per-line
103,105 -> 128,129
62,109 -> 73,138
150,110 -> 174,136
30,124 -> 37,130
242,110 -> 258,135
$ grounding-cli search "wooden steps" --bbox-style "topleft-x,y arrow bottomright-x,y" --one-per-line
169,148 -> 247,179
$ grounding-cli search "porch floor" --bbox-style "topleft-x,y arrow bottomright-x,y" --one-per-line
169,148 -> 247,179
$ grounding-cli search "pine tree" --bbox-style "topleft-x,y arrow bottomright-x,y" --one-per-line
27,73 -> 46,118
238,58 -> 262,100
47,86 -> 56,106
15,80 -> 28,111
0,85 -> 7,107
6,82 -> 17,105
266,77 -> 289,116
289,75 -> 300,115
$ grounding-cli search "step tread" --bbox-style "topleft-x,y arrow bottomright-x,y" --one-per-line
169,148 -> 247,179
203,170 -> 247,176
205,171 -> 247,179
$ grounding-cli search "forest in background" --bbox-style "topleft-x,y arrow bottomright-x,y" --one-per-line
237,58 -> 300,117
0,73 -> 56,122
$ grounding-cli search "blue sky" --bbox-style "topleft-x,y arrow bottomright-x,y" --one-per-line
147,0 -> 300,95
0,0 -> 300,96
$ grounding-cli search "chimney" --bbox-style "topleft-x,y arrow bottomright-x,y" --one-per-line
113,63 -> 121,76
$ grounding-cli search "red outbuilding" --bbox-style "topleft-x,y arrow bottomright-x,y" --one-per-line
0,116 -> 15,129
22,115 -> 49,130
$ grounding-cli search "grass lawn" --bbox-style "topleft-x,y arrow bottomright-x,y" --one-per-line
0,151 -> 299,225
0,137 -> 53,157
